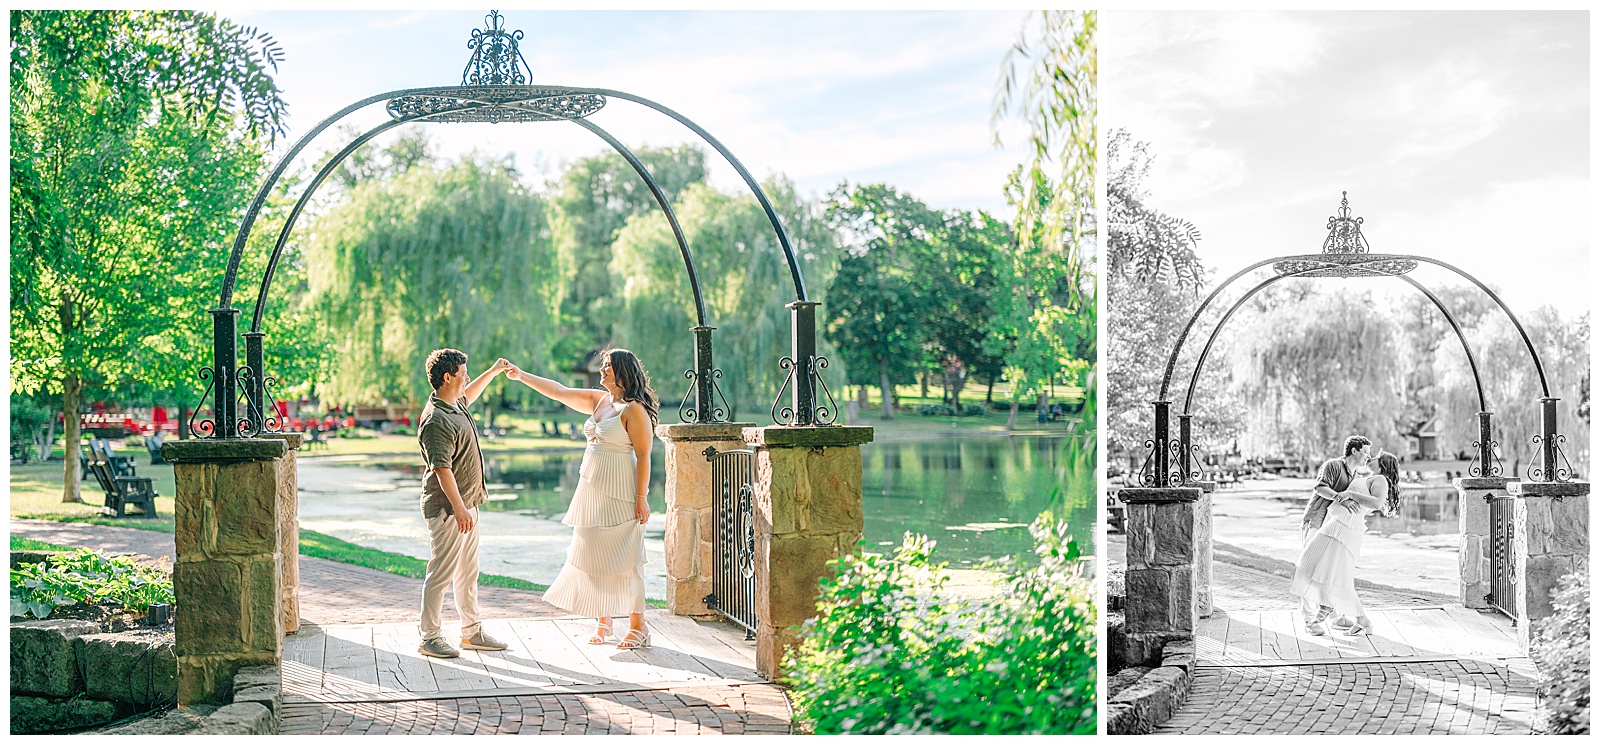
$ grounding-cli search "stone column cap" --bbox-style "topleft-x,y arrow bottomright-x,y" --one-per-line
655,423 -> 757,441
742,425 -> 875,448
276,433 -> 304,451
1508,481 -> 1590,497
1190,481 -> 1218,493
1454,477 -> 1516,490
1118,487 -> 1203,503
163,438 -> 287,463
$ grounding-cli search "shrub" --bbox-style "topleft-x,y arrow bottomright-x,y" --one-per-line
1530,567 -> 1589,735
915,404 -> 958,417
785,520 -> 1096,734
960,403 -> 987,417
10,549 -> 175,619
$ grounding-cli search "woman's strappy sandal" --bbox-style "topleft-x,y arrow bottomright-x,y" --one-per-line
588,618 -> 613,645
1343,618 -> 1374,636
616,626 -> 651,650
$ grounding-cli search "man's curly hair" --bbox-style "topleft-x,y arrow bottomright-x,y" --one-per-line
426,349 -> 468,391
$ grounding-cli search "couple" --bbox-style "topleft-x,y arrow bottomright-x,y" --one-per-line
1291,435 -> 1401,637
414,347 -> 659,660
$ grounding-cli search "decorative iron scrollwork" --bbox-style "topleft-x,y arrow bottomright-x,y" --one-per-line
386,87 -> 605,124
262,375 -> 285,434
1469,438 -> 1505,478
1322,191 -> 1371,254
770,355 -> 839,426
1137,438 -> 1159,487
1527,433 -> 1574,483
236,366 -> 261,439
679,367 -> 731,424
462,10 -> 532,86
187,367 -> 217,439
736,484 -> 757,580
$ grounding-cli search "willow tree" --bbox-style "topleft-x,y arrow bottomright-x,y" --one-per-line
610,178 -> 839,421
10,10 -> 286,502
991,10 -> 1097,430
550,145 -> 708,362
1229,287 -> 1405,462
305,155 -> 561,409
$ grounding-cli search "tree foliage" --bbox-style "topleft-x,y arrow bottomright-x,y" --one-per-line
611,177 -> 839,420
305,154 -> 561,407
10,9 -> 287,500
550,145 -> 708,360
1105,129 -> 1205,290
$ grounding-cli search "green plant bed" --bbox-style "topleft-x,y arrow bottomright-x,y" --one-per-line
10,548 -> 174,620
10,536 -> 74,552
785,520 -> 1096,734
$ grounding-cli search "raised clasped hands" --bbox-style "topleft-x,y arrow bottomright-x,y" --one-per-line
493,357 -> 521,382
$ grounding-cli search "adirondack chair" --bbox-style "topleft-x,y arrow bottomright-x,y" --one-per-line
145,432 -> 167,465
87,457 -> 159,518
306,426 -> 329,451
92,438 -> 137,478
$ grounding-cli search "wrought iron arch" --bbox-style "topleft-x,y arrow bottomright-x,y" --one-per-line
1142,193 -> 1571,488
196,11 -> 835,441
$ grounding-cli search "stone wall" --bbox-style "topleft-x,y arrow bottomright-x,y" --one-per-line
1454,477 -> 1512,609
1507,480 -> 1589,649
1119,486 -> 1204,652
655,423 -> 754,618
277,433 -> 303,635
163,438 -> 288,706
9,620 -> 176,733
742,425 -> 874,680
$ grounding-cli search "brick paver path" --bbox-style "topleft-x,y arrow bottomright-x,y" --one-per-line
281,685 -> 792,735
1156,658 -> 1538,735
10,518 -> 793,735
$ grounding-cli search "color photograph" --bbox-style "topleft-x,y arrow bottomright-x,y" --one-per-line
7,9 -> 1096,735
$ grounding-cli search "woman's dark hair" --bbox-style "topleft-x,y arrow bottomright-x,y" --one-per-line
603,348 -> 659,426
1376,451 -> 1401,515
426,349 -> 468,391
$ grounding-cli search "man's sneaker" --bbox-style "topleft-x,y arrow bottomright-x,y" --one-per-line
418,637 -> 460,658
461,630 -> 509,651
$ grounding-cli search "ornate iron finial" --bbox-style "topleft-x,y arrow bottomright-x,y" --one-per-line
1322,191 -> 1371,255
462,11 -> 533,86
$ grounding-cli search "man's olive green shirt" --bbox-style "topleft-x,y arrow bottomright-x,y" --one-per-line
418,394 -> 487,518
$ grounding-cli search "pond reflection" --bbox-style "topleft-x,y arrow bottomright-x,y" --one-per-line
381,434 -> 1095,567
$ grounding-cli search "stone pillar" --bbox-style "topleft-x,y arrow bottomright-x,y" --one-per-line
1119,486 -> 1204,655
162,438 -> 287,707
1454,477 -> 1513,609
1191,481 -> 1215,619
1507,480 -> 1589,649
654,422 -> 755,618
276,433 -> 302,635
742,425 -> 874,680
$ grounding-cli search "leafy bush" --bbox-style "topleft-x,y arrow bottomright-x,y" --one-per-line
10,549 -> 174,619
1531,567 -> 1589,734
915,404 -> 959,417
960,403 -> 987,417
785,520 -> 1096,734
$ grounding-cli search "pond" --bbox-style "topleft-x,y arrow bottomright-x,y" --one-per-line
383,434 -> 1096,567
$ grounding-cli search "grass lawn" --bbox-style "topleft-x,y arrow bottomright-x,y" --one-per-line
10,536 -> 73,551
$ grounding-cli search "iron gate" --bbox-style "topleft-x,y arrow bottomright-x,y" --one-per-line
703,446 -> 758,638
1488,494 -> 1516,621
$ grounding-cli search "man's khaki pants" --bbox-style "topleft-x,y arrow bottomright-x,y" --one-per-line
420,506 -> 481,642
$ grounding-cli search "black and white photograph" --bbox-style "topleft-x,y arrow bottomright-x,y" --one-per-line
1102,10 -> 1590,736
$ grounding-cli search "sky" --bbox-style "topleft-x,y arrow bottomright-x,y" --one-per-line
1102,10 -> 1590,319
234,9 -> 1034,215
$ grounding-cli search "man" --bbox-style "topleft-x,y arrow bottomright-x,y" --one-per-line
1300,434 -> 1373,632
417,348 -> 512,658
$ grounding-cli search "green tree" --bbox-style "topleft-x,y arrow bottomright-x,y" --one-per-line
992,10 -> 1097,430
10,10 -> 287,502
823,184 -> 945,419
304,155 -> 562,409
550,145 -> 707,360
611,178 -> 839,420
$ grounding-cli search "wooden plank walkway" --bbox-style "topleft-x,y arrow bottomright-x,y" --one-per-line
283,610 -> 766,705
1195,604 -> 1521,667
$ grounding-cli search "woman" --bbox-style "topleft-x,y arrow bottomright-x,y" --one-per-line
1291,450 -> 1401,636
501,350 -> 658,649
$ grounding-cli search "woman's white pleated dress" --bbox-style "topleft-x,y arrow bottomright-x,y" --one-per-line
542,402 -> 647,617
1290,475 -> 1377,617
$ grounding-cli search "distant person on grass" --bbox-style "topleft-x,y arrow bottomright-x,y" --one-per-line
416,348 -> 513,659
